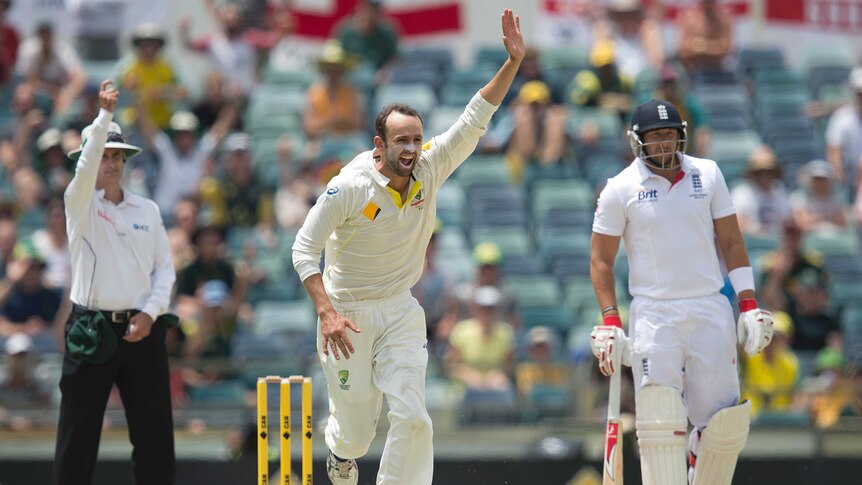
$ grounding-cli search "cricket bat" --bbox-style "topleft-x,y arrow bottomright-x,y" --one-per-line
603,369 -> 623,485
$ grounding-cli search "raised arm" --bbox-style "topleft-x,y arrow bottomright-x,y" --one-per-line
478,9 -> 525,106
64,80 -> 118,220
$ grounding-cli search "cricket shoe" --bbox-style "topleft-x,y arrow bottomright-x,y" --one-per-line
326,451 -> 358,485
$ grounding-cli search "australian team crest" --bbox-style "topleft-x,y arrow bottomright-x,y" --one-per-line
338,370 -> 350,390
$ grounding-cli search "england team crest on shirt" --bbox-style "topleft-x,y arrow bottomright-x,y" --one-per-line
689,173 -> 708,200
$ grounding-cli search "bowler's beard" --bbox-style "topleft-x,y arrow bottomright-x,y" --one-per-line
383,145 -> 417,178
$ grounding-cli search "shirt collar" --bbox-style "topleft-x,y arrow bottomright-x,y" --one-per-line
96,188 -> 141,207
636,154 -> 694,182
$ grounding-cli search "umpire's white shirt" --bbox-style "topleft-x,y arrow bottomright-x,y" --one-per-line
293,92 -> 498,302
65,109 -> 175,320
593,154 -> 736,299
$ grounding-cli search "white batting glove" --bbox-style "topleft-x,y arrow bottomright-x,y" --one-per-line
590,319 -> 632,376
736,299 -> 774,357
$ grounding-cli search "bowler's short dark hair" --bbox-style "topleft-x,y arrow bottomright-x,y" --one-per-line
374,104 -> 423,141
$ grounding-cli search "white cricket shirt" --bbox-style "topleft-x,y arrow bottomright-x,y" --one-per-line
64,109 -> 176,320
592,154 -> 736,299
293,92 -> 498,302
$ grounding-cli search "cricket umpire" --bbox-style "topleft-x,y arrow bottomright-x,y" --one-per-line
53,80 -> 176,484
589,99 -> 774,485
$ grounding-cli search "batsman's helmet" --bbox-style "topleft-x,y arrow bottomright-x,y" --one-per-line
627,99 -> 687,170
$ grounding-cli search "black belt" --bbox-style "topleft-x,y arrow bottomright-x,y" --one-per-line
72,304 -> 139,324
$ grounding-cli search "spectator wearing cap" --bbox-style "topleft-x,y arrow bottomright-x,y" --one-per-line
0,0 -> 19,86
731,145 -> 792,238
825,67 -> 862,189
0,333 -> 52,431
515,325 -> 569,417
54,81 -> 177,484
593,0 -> 664,80
651,63 -> 710,157
15,22 -> 86,113
302,41 -> 367,147
741,311 -> 801,417
120,23 -> 186,129
760,220 -> 832,313
569,39 -> 633,120
790,160 -> 847,232
182,279 -> 237,361
455,242 -> 520,330
676,0 -> 733,73
804,347 -> 860,428
445,285 -> 517,410
33,128 -> 74,195
199,132 -> 276,231
134,92 -> 239,220
0,240 -> 61,348
334,0 -> 400,85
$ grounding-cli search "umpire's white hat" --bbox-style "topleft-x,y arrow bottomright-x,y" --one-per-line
67,122 -> 142,161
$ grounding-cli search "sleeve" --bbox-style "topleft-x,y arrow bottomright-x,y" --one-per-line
152,131 -> 173,158
710,165 -> 737,219
422,92 -> 499,184
291,179 -> 358,282
64,109 -> 113,221
140,207 -> 176,320
592,182 -> 626,236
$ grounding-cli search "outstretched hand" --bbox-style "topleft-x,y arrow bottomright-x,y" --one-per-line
501,9 -> 525,63
99,80 -> 119,113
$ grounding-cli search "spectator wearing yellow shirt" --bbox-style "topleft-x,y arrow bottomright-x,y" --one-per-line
120,23 -> 186,129
741,311 -> 801,417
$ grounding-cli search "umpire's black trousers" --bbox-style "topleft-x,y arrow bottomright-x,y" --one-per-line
54,306 -> 175,485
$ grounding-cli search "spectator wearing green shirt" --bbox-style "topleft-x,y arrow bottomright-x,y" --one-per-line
334,0 -> 400,85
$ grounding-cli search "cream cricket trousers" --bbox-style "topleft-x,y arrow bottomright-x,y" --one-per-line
629,292 -> 741,428
319,291 -> 433,485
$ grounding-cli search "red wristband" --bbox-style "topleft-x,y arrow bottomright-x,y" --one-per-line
603,314 -> 622,328
739,298 -> 757,312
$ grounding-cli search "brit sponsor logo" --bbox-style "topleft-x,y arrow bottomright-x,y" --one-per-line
637,189 -> 658,201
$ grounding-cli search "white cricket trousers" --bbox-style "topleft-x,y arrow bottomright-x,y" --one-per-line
629,292 -> 741,428
319,290 -> 433,485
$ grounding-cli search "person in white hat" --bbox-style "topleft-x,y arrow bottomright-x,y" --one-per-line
54,80 -> 177,484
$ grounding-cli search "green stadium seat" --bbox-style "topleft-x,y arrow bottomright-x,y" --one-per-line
253,300 -> 316,336
454,155 -> 510,189
530,179 -> 595,219
503,275 -> 562,307
471,227 -> 533,258
803,230 -> 860,258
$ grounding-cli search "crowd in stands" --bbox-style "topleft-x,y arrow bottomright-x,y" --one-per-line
0,0 -> 861,443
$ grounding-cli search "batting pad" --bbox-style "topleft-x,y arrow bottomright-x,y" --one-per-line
691,401 -> 751,485
635,385 -> 688,485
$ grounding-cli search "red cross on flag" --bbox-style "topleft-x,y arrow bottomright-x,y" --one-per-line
292,0 -> 462,39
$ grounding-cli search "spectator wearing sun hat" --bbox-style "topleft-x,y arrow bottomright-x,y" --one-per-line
825,67 -> 862,188
0,333 -> 52,431
0,239 -> 60,347
120,22 -> 186,129
568,38 -> 633,119
731,145 -> 792,238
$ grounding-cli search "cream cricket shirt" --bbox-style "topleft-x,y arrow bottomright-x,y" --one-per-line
293,92 -> 498,302
592,154 -> 736,299
65,109 -> 175,320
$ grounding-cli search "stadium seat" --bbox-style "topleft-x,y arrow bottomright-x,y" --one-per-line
427,106 -> 466,138
530,179 -> 595,220
262,68 -> 316,89
500,253 -> 545,276
373,83 -> 438,120
470,226 -> 533,258
519,305 -> 573,333
401,47 -> 454,75
252,300 -> 316,336
454,155 -> 510,189
437,180 -> 467,229
802,230 -> 859,258
503,275 -> 562,308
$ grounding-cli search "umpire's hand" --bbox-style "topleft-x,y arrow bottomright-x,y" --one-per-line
124,313 -> 154,343
99,79 -> 119,112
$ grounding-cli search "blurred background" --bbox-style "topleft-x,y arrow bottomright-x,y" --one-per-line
1,0 -> 862,483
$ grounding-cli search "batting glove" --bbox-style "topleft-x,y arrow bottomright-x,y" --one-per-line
590,315 -> 632,376
736,298 -> 774,357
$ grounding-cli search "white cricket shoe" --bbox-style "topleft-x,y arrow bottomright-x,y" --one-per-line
326,451 -> 358,485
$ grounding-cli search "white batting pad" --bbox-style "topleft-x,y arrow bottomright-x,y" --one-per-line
635,386 -> 688,485
691,401 -> 751,485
